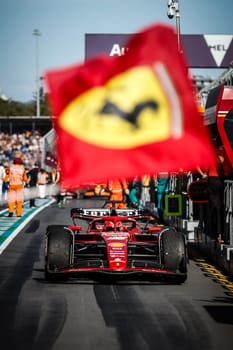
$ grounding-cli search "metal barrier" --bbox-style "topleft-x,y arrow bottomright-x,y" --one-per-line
150,173 -> 233,274
224,180 -> 233,245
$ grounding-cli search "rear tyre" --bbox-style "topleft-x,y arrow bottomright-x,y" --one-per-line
160,229 -> 187,283
45,225 -> 74,281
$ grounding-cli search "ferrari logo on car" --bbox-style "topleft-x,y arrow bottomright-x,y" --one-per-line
59,65 -> 182,149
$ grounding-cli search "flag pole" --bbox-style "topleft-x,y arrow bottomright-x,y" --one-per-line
33,29 -> 42,118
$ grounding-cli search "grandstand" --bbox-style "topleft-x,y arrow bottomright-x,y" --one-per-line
0,116 -> 54,169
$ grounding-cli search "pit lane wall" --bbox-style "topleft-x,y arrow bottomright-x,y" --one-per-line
172,178 -> 233,276
184,76 -> 233,275
195,179 -> 233,276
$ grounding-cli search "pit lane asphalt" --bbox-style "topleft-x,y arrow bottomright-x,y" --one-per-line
0,198 -> 233,350
0,197 -> 55,255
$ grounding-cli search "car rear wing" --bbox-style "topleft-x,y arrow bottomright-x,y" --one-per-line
70,207 -> 150,220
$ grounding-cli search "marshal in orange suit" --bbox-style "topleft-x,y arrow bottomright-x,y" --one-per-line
107,178 -> 129,208
4,157 -> 29,217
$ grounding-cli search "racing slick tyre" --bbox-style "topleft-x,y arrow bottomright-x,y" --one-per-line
160,229 -> 187,284
45,225 -> 74,281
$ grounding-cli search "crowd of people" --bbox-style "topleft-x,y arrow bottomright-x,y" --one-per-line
87,154 -> 232,242
0,130 -> 58,215
0,131 -> 42,170
0,155 -> 57,216
89,174 -> 172,224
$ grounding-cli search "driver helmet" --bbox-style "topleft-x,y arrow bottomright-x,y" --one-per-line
116,222 -> 122,230
105,221 -> 114,231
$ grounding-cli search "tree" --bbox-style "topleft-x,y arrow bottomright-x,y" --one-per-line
0,88 -> 50,116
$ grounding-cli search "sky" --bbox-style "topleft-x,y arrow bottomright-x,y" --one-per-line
1,0 -> 233,102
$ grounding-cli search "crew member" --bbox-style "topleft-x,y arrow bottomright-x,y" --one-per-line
156,172 -> 170,224
5,157 -> 29,217
129,177 -> 143,208
51,167 -> 67,207
0,162 -> 5,202
2,166 -> 9,201
198,148 -> 226,241
108,178 -> 129,208
37,168 -> 49,199
51,167 -> 60,185
141,174 -> 151,206
27,162 -> 39,207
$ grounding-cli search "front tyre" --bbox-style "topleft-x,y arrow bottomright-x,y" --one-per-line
45,225 -> 74,281
160,229 -> 187,283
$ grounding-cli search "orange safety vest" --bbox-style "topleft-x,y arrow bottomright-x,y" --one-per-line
6,164 -> 28,186
108,179 -> 128,193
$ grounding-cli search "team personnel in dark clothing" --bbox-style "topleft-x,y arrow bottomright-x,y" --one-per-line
207,173 -> 224,240
156,172 -> 170,224
27,162 -> 39,207
198,148 -> 226,241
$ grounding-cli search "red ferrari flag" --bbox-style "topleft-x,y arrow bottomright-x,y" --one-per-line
45,23 -> 214,189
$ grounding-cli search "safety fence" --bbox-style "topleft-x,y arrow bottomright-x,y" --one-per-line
166,175 -> 233,275
224,180 -> 233,246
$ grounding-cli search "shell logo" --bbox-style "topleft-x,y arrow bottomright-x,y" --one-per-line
109,242 -> 125,247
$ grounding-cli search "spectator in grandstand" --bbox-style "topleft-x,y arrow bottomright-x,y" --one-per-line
37,168 -> 49,199
4,157 -> 29,217
0,131 -> 42,169
27,162 -> 40,207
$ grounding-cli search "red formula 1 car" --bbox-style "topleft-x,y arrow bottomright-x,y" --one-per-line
45,207 -> 188,283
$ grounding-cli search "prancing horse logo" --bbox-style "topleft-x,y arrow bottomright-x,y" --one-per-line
99,100 -> 159,128
58,65 -> 177,149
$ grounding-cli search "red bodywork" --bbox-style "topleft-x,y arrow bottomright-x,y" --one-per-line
204,84 -> 233,169
71,216 -> 161,273
216,85 -> 233,167
45,208 -> 187,282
